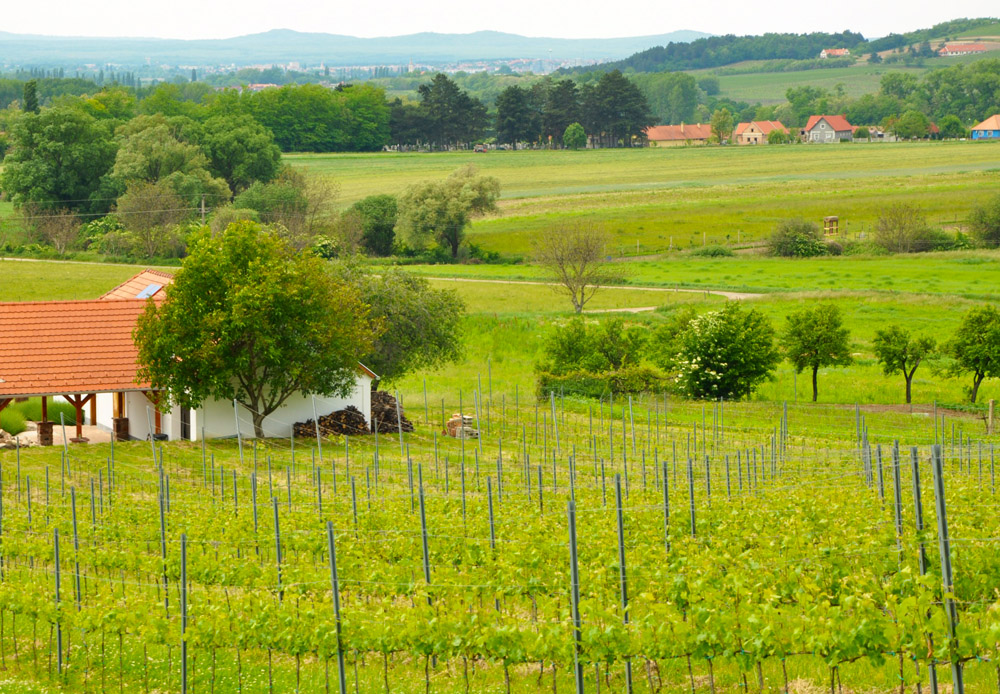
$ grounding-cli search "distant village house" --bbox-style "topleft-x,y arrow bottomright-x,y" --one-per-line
733,120 -> 787,145
938,43 -> 987,56
972,115 -> 1000,140
644,123 -> 714,147
804,115 -> 853,143
819,48 -> 850,59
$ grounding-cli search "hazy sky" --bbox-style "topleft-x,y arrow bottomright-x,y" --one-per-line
3,1 -> 996,40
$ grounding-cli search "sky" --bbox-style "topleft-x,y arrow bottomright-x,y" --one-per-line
2,1 -> 997,40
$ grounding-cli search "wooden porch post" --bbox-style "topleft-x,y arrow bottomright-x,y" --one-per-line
41,396 -> 48,422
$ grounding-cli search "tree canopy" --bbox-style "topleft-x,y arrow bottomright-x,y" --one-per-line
946,305 -> 1000,403
872,325 -> 935,404
782,304 -> 852,402
397,165 -> 500,257
134,221 -> 378,437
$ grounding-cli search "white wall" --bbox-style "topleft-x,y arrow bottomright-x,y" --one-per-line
196,373 -> 372,440
102,373 -> 373,442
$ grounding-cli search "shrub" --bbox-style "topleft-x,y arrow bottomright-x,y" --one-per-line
0,407 -> 26,436
673,302 -> 780,399
873,203 -> 936,253
970,194 -> 1000,247
843,240 -> 891,256
536,365 -> 668,399
826,241 -> 844,256
539,318 -> 648,376
13,398 -> 77,423
767,219 -> 827,257
691,244 -> 734,257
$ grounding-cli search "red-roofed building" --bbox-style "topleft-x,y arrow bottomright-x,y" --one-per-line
644,123 -> 714,147
734,120 -> 788,145
939,43 -> 986,56
819,48 -> 851,59
804,115 -> 853,143
0,272 -> 376,444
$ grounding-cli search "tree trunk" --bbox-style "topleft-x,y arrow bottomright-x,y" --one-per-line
905,375 -> 912,404
972,373 -> 985,403
812,365 -> 819,402
252,412 -> 266,439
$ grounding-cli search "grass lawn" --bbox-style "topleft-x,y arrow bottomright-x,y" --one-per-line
289,141 -> 1000,255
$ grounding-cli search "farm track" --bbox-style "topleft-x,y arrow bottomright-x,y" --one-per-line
426,276 -> 764,301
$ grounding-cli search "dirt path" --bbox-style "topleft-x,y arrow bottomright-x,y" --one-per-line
426,276 -> 763,301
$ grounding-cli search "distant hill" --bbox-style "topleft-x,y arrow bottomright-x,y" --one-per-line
0,29 -> 712,67
564,17 -> 999,74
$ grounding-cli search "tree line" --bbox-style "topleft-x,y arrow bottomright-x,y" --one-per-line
538,300 -> 1000,407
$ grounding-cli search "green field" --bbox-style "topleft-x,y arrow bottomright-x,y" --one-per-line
290,141 -> 1000,255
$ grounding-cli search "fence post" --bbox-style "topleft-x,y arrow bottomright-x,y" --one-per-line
912,447 -> 939,694
662,461 -> 670,554
687,458 -> 696,538
181,533 -> 188,694
326,522 -> 348,694
568,500 -> 585,694
54,528 -> 62,675
418,464 -> 432,607
615,475 -> 633,694
273,496 -> 283,602
931,444 -> 963,694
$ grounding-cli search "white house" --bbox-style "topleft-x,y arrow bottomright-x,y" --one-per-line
0,270 -> 376,444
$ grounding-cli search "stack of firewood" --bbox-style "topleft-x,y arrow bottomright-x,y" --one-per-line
293,406 -> 369,437
370,391 -> 414,434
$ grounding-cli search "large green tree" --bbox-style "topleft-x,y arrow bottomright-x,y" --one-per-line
135,221 -> 377,437
495,85 -> 540,146
970,194 -> 1000,247
872,325 -> 935,404
201,114 -> 281,194
398,165 -> 500,257
542,79 -> 581,145
581,70 -> 654,148
349,194 -> 398,256
417,74 -> 488,149
0,106 -> 117,212
330,263 -> 464,388
22,80 -> 39,114
782,304 -> 852,402
946,305 -> 1000,403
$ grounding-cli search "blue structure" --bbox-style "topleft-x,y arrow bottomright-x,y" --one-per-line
972,115 -> 1000,140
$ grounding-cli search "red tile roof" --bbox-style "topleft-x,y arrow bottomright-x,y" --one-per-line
940,43 -> 986,53
645,123 -> 714,141
100,269 -> 175,300
805,115 -> 853,132
822,48 -> 850,56
0,300 -> 151,398
735,120 -> 787,136
973,115 -> 1000,131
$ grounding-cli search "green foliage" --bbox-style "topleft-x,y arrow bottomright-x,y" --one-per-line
22,79 -> 39,114
970,194 -> 1000,247
0,407 -> 26,435
892,109 -> 930,139
782,304 -> 852,401
417,74 -> 488,148
562,122 -> 587,150
872,324 -> 935,403
539,317 -> 648,376
690,244 -> 734,257
768,219 -> 827,257
536,364 -> 667,398
945,304 -> 1000,403
9,397 -> 77,423
873,203 -> 936,253
350,194 -> 398,257
201,114 -> 281,193
232,166 -> 335,247
629,72 -> 700,125
134,221 -> 377,436
0,106 -> 117,212
398,165 -> 500,258
767,128 -> 791,144
580,70 -> 654,148
937,115 -> 967,139
710,108 -> 734,144
854,126 -> 871,140
208,206 -> 260,234
672,302 -> 780,399
329,263 -> 465,386
495,85 -> 540,146
697,76 -> 721,96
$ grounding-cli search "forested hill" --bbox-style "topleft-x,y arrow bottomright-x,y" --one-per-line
570,17 -> 999,74
589,32 -> 865,73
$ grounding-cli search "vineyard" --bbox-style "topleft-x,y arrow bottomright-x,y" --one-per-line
0,391 -> 998,693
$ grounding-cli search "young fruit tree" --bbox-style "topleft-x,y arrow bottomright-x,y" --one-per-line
872,325 -> 935,404
134,221 -> 378,437
781,304 -> 852,402
945,305 -> 1000,403
534,222 -> 623,313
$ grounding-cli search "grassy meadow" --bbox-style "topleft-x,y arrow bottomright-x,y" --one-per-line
290,141 -> 1000,255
